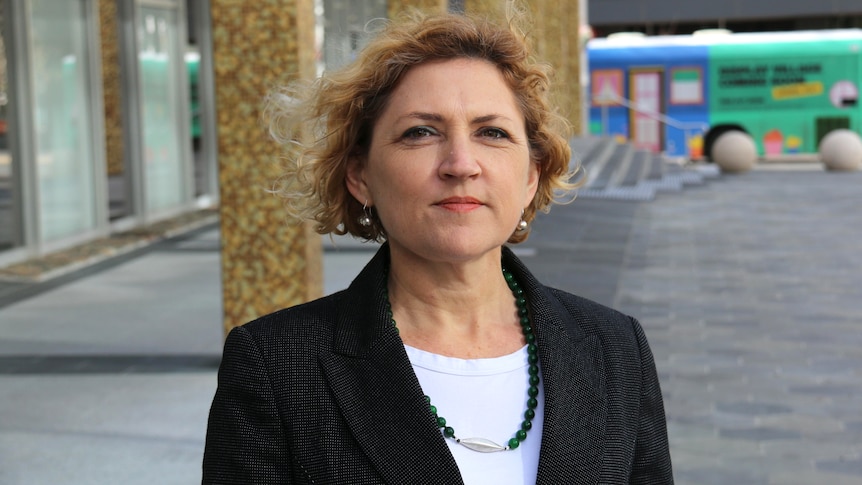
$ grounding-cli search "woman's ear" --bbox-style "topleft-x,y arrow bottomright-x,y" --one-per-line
525,160 -> 540,205
346,155 -> 372,205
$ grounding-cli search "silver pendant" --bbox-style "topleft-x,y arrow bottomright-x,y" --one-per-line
456,437 -> 508,453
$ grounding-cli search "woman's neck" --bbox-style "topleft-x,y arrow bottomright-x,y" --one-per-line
386,249 -> 526,358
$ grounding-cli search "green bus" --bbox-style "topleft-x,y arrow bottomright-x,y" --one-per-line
588,29 -> 862,159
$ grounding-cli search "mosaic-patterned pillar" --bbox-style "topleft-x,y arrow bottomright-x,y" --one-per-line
211,0 -> 322,334
99,0 -> 124,176
535,0 -> 581,135
387,0 -> 447,18
462,0 -> 502,16
464,0 -> 582,133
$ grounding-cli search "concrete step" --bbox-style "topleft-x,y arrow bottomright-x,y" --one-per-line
646,153 -> 666,180
619,150 -> 650,187
589,142 -> 633,190
567,135 -> 719,202
571,136 -> 614,173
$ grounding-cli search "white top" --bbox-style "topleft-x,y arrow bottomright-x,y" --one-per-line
405,344 -> 545,485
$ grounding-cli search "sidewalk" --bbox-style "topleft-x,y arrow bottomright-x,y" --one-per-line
1,163 -> 861,484
0,225 -> 378,484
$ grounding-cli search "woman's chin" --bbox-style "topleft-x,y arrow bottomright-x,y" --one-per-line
390,235 -> 508,265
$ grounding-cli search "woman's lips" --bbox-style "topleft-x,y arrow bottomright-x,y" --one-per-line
435,197 -> 483,212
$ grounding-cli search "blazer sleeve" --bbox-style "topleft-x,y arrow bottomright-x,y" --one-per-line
202,325 -> 293,484
630,318 -> 675,484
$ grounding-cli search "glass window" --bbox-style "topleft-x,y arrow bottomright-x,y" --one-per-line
29,0 -> 98,242
138,5 -> 186,213
0,0 -> 20,252
670,67 -> 704,105
321,0 -> 387,71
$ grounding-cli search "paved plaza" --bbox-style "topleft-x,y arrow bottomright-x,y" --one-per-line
0,163 -> 860,484
531,167 -> 862,484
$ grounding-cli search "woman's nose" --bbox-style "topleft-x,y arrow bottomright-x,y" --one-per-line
439,134 -> 481,179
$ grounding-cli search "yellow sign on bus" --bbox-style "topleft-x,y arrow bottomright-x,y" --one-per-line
772,81 -> 823,100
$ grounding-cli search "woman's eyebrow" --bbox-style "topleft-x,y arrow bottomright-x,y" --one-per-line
398,112 -> 444,123
396,112 -> 513,124
472,113 -> 512,124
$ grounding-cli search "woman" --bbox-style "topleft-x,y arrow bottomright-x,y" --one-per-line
203,9 -> 672,485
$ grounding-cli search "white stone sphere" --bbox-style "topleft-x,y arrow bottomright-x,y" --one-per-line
712,131 -> 757,173
818,129 -> 862,171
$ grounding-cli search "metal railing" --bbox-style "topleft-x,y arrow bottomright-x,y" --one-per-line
594,92 -> 709,158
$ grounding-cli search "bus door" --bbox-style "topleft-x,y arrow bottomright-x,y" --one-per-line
629,68 -> 665,153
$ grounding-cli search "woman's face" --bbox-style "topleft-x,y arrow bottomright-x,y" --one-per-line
347,58 -> 539,265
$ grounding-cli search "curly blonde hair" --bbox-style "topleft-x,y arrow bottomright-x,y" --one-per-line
266,9 -> 581,243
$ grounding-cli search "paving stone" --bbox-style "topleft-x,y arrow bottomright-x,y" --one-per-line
715,401 -> 794,416
675,466 -> 769,485
719,427 -> 802,441
816,457 -> 862,478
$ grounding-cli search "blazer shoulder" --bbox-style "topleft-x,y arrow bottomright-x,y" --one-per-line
236,290 -> 348,348
543,286 -> 642,346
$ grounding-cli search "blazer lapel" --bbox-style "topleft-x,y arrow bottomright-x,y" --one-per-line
319,245 -> 463,485
504,249 -> 608,484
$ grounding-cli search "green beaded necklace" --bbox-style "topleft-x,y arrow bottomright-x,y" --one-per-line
384,266 -> 540,453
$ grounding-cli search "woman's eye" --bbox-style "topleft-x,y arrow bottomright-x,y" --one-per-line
402,126 -> 437,139
479,127 -> 509,139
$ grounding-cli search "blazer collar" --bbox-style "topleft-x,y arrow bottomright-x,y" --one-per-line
320,244 -> 607,484
503,248 -> 608,484
328,243 -> 394,358
320,244 -> 463,483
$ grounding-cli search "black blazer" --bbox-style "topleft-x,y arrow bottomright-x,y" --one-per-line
203,245 -> 673,484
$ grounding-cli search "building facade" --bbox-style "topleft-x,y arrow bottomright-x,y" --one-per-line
0,0 -> 210,268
